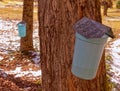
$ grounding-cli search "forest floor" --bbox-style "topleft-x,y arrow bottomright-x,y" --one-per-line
0,0 -> 120,91
102,7 -> 120,91
0,1 -> 42,91
0,21 -> 42,91
0,17 -> 41,91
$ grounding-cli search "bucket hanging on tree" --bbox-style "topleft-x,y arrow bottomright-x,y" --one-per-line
17,21 -> 26,37
71,17 -> 114,80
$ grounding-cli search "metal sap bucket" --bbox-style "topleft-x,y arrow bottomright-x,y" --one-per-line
17,21 -> 26,37
71,17 -> 114,80
71,33 -> 108,80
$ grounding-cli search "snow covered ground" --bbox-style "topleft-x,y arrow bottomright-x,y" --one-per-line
6,67 -> 41,78
106,37 -> 120,89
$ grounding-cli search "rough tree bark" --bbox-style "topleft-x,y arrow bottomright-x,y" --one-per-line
20,0 -> 34,52
38,0 -> 109,91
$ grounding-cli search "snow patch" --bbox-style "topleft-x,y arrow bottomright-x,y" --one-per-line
5,67 -> 41,78
0,56 -> 3,61
107,38 -> 120,85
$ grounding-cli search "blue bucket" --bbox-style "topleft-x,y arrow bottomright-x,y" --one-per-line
17,21 -> 26,37
71,32 -> 108,80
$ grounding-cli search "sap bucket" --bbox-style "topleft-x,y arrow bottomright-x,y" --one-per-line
17,21 -> 26,37
71,17 -> 114,80
71,33 -> 108,80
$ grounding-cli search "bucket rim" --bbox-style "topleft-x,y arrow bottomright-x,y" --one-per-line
75,32 -> 108,44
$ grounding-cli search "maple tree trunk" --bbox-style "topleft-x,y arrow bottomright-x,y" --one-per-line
38,0 -> 109,91
20,0 -> 34,52
103,4 -> 108,16
102,1 -> 109,16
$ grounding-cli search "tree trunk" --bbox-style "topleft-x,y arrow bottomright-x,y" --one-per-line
38,0 -> 108,91
102,1 -> 109,16
20,0 -> 34,52
103,4 -> 108,16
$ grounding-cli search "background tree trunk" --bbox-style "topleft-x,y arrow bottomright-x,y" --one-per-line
103,4 -> 109,16
38,0 -> 108,91
20,0 -> 34,52
101,0 -> 113,16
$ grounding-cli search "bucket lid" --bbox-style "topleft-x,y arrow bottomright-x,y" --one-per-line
73,17 -> 114,39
